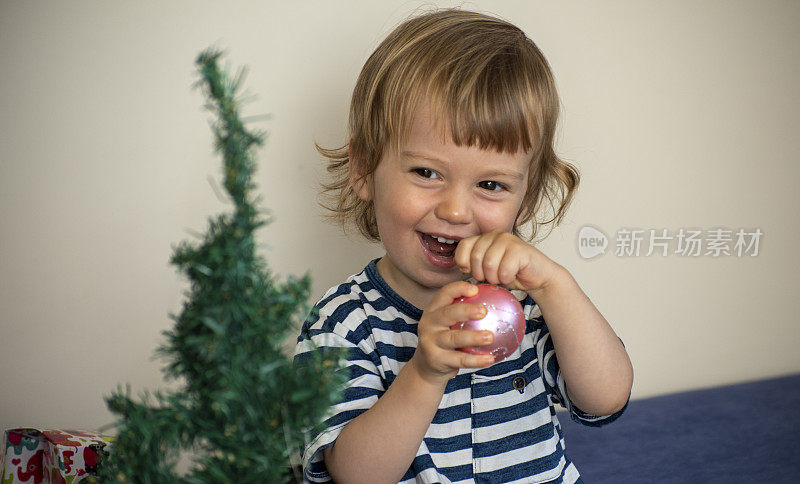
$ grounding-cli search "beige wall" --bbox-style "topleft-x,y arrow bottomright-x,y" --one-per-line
1,0 -> 798,433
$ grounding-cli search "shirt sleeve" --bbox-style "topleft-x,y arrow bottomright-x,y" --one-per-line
293,302 -> 386,483
529,303 -> 628,427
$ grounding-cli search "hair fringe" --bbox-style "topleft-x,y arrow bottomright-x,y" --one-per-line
317,8 -> 580,242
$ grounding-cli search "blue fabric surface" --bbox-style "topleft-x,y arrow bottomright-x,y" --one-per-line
558,374 -> 800,483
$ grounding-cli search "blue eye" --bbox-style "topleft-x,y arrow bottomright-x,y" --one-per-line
478,180 -> 505,191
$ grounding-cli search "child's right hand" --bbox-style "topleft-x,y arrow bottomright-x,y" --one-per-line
410,281 -> 497,386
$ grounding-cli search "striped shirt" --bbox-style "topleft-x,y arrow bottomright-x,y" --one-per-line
294,259 -> 625,483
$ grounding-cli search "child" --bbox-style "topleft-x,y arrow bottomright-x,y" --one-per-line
294,8 -> 633,483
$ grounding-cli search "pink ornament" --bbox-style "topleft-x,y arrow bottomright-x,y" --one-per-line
450,284 -> 526,363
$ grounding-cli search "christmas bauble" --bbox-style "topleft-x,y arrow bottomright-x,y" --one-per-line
451,284 -> 525,363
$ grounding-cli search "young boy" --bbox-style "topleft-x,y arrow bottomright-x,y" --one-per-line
295,8 -> 633,483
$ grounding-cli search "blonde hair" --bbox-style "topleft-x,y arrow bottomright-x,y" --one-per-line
318,8 -> 579,241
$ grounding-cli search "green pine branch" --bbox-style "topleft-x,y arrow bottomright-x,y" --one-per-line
99,49 -> 345,484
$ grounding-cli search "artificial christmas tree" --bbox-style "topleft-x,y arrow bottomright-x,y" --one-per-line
99,49 -> 344,483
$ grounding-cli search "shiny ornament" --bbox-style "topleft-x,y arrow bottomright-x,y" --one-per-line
451,284 -> 526,363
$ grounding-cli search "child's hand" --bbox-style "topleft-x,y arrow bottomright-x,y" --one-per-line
411,281 -> 497,386
454,229 -> 563,296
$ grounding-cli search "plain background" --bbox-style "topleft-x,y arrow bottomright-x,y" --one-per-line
1,0 -> 798,433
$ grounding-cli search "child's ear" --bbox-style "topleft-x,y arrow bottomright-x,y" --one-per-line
349,142 -> 372,202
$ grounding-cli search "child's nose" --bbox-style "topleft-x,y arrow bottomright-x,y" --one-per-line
434,187 -> 471,224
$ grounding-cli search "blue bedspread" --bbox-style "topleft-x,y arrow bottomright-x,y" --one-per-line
558,373 -> 800,483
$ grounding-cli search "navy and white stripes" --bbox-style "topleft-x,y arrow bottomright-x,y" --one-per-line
294,259 -> 625,483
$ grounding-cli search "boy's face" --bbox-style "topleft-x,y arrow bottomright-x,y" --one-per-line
354,107 -> 532,309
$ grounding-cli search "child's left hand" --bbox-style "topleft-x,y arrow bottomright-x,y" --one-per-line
454,229 -> 563,296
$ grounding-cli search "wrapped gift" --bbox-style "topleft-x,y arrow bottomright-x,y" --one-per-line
1,428 -> 112,484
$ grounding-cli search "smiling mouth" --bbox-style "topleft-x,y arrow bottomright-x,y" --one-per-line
420,233 -> 459,258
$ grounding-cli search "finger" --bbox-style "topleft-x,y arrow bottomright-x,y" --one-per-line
497,248 -> 523,287
480,237 -> 512,285
447,350 -> 496,369
467,230 -> 502,282
454,236 -> 477,274
439,328 -> 494,350
432,302 -> 487,329
427,280 -> 479,312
